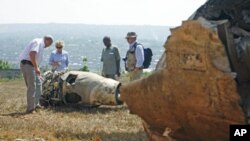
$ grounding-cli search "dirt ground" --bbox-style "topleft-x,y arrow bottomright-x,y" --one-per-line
0,79 -> 148,141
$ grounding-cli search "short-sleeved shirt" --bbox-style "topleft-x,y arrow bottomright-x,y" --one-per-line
49,50 -> 69,71
19,38 -> 45,65
101,45 -> 120,75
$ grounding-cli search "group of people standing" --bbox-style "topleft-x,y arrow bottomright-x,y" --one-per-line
19,31 -> 145,113
101,32 -> 144,81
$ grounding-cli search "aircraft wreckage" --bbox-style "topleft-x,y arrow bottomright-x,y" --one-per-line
120,0 -> 250,141
40,71 -> 122,107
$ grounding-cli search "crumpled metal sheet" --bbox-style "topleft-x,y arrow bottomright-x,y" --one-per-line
42,71 -> 64,105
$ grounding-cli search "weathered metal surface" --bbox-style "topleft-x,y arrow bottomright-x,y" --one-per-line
41,71 -> 122,106
120,1 -> 250,140
61,71 -> 121,106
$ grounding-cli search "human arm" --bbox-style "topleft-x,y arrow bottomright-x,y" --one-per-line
29,51 -> 40,76
101,49 -> 104,62
65,53 -> 69,67
135,44 -> 144,70
115,47 -> 121,76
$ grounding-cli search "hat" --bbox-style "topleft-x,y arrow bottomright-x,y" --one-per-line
125,32 -> 137,38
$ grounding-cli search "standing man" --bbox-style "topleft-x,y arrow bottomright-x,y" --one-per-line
125,32 -> 144,81
20,35 -> 53,113
101,36 -> 121,80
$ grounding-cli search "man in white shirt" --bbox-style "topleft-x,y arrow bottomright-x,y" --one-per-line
125,32 -> 144,81
20,35 -> 53,113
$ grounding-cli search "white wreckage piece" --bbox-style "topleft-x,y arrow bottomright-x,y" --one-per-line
41,71 -> 123,107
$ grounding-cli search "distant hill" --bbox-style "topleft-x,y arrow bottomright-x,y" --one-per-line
0,24 -> 170,72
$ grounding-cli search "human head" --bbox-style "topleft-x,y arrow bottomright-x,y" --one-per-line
103,36 -> 111,48
55,40 -> 64,52
125,32 -> 137,44
44,35 -> 54,47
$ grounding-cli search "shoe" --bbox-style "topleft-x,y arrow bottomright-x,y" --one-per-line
26,109 -> 36,114
36,105 -> 44,110
36,105 -> 43,109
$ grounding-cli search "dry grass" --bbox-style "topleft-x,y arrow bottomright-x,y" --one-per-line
0,79 -> 148,141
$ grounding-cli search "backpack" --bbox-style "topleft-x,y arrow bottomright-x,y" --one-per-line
132,42 -> 153,69
142,47 -> 153,68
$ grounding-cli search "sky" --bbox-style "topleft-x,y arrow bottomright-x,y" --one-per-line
0,0 -> 207,26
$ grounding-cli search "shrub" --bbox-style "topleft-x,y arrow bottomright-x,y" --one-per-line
0,60 -> 11,70
79,56 -> 89,72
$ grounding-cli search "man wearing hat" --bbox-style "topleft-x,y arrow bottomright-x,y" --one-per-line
20,35 -> 53,113
125,32 -> 144,81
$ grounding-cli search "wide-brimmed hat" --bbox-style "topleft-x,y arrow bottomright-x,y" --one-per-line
125,32 -> 137,38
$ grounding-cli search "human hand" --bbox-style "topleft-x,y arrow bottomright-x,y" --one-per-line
38,75 -> 44,82
134,67 -> 140,72
52,62 -> 61,67
35,67 -> 41,76
117,72 -> 121,77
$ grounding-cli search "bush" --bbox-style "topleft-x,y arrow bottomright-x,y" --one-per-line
0,60 -> 11,70
79,56 -> 89,72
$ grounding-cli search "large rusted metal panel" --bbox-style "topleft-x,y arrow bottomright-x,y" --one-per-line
121,21 -> 246,141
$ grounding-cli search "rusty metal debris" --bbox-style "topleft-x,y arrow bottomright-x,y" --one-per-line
120,1 -> 250,141
121,20 -> 246,141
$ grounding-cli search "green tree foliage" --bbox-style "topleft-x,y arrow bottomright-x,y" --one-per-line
0,60 -> 11,70
79,56 -> 89,72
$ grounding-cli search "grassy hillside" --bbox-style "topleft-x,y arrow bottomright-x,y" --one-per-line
0,80 -> 148,141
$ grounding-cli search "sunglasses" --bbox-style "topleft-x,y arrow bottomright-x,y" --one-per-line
56,46 -> 63,49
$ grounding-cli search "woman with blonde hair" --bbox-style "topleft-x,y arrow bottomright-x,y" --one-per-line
49,41 -> 69,71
